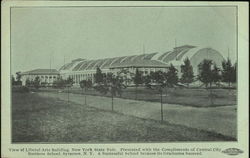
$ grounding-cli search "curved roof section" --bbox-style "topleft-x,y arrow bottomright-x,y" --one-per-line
59,45 -> 224,72
110,60 -> 169,68
161,45 -> 196,62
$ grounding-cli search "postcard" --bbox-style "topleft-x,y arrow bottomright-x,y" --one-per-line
1,1 -> 249,158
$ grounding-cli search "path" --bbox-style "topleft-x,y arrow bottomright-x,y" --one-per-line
38,92 -> 237,138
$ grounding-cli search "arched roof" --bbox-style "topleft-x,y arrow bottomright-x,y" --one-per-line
59,45 -> 225,72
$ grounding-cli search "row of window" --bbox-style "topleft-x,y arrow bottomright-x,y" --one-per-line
66,68 -> 168,84
25,75 -> 57,79
40,76 -> 57,79
69,73 -> 94,84
67,68 -> 165,84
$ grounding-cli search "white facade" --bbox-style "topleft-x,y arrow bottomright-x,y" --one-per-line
20,69 -> 59,86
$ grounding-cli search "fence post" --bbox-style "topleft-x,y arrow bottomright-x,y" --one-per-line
67,86 -> 69,105
135,85 -> 137,100
210,88 -> 214,106
111,92 -> 114,111
85,87 -> 87,105
160,88 -> 163,122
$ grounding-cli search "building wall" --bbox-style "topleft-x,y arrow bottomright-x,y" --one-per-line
21,74 -> 59,86
60,67 -> 169,86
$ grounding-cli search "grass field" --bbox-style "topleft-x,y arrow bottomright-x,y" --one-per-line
12,92 -> 235,142
39,86 -> 237,107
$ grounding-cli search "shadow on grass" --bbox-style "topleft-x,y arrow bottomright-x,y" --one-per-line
12,92 -> 236,143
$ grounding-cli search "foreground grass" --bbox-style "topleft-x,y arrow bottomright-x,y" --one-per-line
12,92 -> 235,142
39,87 -> 236,107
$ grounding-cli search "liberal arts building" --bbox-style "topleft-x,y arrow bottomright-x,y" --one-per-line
59,45 -> 225,86
20,45 -> 225,86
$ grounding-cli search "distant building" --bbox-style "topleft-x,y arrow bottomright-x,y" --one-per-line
59,45 -> 225,86
20,69 -> 59,86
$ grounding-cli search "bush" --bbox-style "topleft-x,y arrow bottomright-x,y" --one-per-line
94,84 -> 109,95
12,86 -> 29,93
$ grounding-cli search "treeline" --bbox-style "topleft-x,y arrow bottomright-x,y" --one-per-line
77,58 -> 236,102
18,76 -> 75,89
12,58 -> 236,90
141,58 -> 236,88
88,58 -> 237,90
198,58 -> 236,88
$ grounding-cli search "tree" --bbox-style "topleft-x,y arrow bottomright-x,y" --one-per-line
65,77 -> 74,87
211,64 -> 221,86
151,71 -> 165,86
180,58 -> 194,87
65,77 -> 74,105
33,76 -> 40,89
153,71 -> 166,122
95,73 -> 123,111
109,76 -> 123,111
80,80 -> 88,89
94,66 -> 103,84
15,72 -> 22,85
95,73 -> 113,95
105,72 -> 114,83
16,72 -> 22,81
53,76 -> 66,88
166,64 -> 178,87
25,79 -> 31,87
231,62 -> 237,83
11,75 -> 16,85
117,69 -> 131,86
221,58 -> 235,87
210,64 -> 221,105
110,76 -> 123,97
80,80 -> 92,105
198,60 -> 221,105
133,68 -> 143,100
198,59 -> 213,88
143,74 -> 152,89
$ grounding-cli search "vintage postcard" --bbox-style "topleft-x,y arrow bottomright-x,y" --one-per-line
1,1 -> 249,158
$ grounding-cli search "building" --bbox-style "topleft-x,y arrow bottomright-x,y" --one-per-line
59,45 -> 225,86
20,69 -> 59,86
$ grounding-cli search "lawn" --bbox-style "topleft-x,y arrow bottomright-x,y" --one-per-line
12,92 -> 235,142
39,86 -> 237,107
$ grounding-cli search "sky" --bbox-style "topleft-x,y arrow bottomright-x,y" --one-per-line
11,6 -> 237,74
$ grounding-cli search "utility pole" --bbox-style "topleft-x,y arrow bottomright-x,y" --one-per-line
227,47 -> 231,88
143,43 -> 145,55
206,48 -> 209,59
64,55 -> 66,67
47,53 -> 52,90
50,53 -> 52,72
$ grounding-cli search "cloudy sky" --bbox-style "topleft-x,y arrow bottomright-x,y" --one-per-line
11,6 -> 237,74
